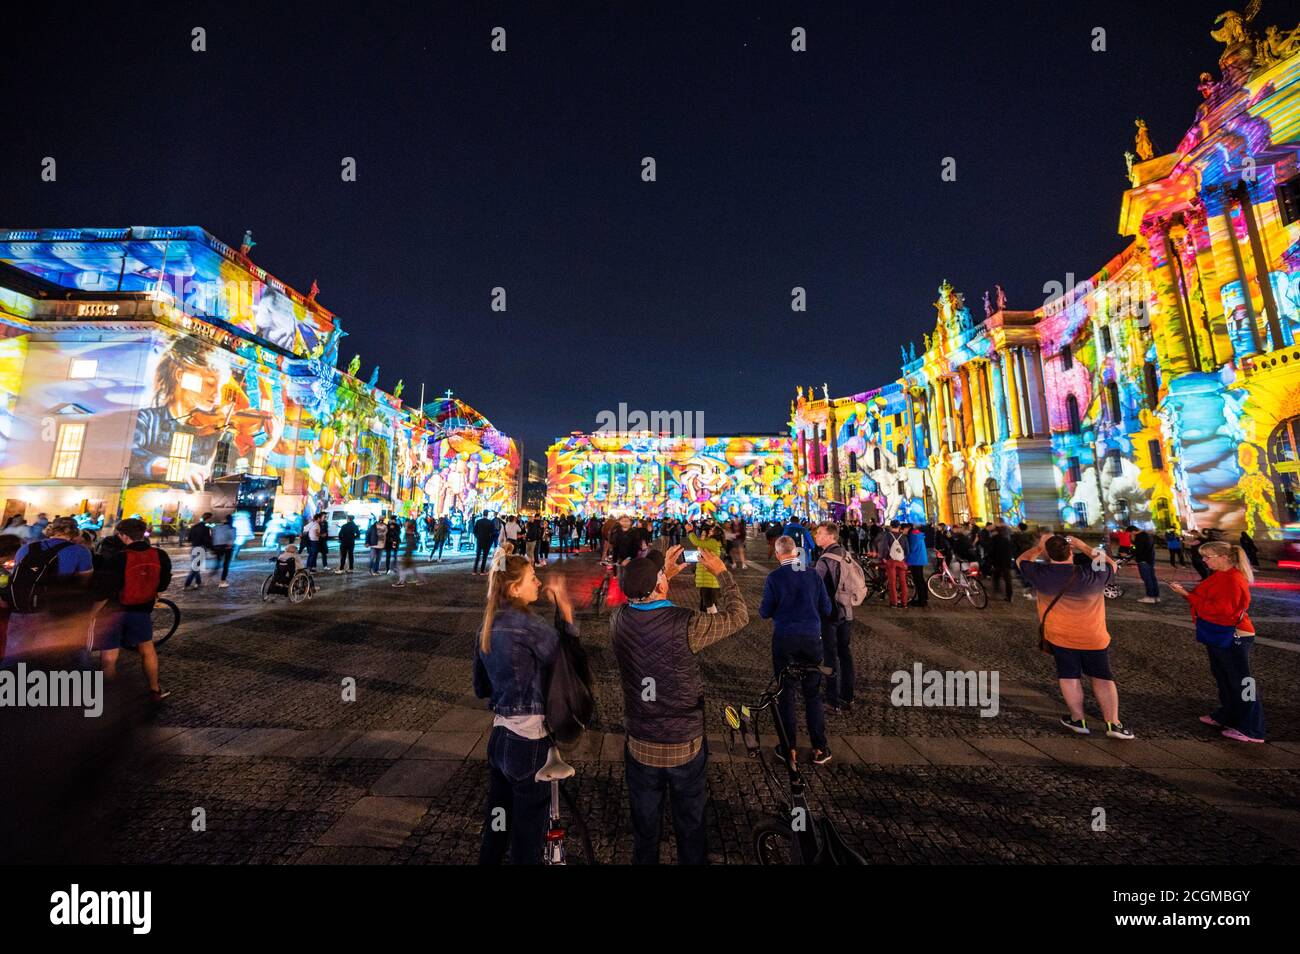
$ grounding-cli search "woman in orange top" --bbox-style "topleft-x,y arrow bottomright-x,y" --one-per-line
1168,541 -> 1265,743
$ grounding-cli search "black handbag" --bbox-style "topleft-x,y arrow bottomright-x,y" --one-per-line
543,613 -> 595,745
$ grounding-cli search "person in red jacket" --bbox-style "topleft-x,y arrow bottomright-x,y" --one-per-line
1168,541 -> 1264,743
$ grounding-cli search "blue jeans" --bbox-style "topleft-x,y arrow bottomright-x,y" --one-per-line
773,633 -> 827,752
369,548 -> 383,573
820,618 -> 854,707
1137,560 -> 1159,598
479,726 -> 553,864
625,740 -> 709,864
1206,639 -> 1266,739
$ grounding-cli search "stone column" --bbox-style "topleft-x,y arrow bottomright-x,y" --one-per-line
1238,185 -> 1287,350
1002,349 -> 1024,439
1212,189 -> 1262,357
1142,217 -> 1196,374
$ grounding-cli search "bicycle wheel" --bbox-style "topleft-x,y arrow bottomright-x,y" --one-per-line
963,579 -> 989,609
261,575 -> 273,602
927,572 -> 959,601
752,816 -> 794,865
152,598 -> 180,647
591,580 -> 607,613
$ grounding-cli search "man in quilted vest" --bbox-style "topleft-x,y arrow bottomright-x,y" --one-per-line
611,545 -> 748,864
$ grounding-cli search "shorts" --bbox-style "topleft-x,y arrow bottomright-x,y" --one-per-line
99,610 -> 154,651
1050,644 -> 1113,681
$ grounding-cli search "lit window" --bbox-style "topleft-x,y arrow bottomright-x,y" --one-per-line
165,432 -> 194,482
181,372 -> 203,393
51,423 -> 86,478
69,359 -> 98,379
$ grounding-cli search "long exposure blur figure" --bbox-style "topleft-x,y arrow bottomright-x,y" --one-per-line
1,516 -> 93,664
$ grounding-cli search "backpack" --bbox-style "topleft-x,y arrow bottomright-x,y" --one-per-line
821,552 -> 868,607
120,547 -> 162,605
3,540 -> 74,613
888,532 -> 906,562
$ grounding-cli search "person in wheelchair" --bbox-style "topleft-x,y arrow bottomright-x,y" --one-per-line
263,543 -> 315,600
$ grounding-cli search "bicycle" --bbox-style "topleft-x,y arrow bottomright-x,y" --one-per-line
722,663 -> 868,865
853,553 -> 889,603
926,560 -> 989,608
589,559 -> 616,613
152,597 -> 180,647
534,744 -> 596,865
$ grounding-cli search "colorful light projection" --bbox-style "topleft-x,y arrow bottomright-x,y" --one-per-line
546,433 -> 795,519
421,395 -> 520,519
0,227 -> 337,361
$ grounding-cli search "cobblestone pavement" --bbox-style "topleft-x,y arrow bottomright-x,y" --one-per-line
8,545 -> 1300,864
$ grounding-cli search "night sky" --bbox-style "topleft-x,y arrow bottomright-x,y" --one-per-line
6,0 -> 1246,462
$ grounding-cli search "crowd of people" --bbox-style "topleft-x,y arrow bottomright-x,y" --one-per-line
471,509 -> 1271,864
0,500 -> 1272,865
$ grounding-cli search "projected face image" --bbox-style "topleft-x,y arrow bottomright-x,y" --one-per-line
253,288 -> 299,351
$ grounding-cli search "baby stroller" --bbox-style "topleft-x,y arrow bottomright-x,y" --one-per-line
261,551 -> 318,603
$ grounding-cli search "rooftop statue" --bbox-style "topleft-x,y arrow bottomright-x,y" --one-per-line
367,365 -> 380,389
1134,118 -> 1155,161
983,290 -> 993,318
1211,2 -> 1260,48
994,284 -> 1007,311
1258,23 -> 1300,65
347,353 -> 361,378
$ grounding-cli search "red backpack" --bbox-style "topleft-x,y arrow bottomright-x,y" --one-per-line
120,547 -> 161,605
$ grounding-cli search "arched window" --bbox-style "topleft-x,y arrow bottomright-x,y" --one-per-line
1066,394 -> 1082,435
948,476 -> 970,525
1269,416 -> 1300,524
1144,362 -> 1159,410
924,487 -> 938,523
1114,498 -> 1131,526
848,451 -> 858,472
984,478 -> 1000,520
1107,381 -> 1122,424
1061,345 -> 1074,371
873,446 -> 882,470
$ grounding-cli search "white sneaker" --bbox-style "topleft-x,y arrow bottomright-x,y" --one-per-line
219,581 -> 229,588
1137,596 -> 1160,604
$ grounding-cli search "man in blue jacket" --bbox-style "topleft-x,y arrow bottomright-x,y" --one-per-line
759,535 -> 832,765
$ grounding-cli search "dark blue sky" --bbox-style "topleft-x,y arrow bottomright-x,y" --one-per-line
6,0 -> 1244,460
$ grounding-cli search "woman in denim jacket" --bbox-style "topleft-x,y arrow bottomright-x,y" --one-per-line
474,553 -> 577,863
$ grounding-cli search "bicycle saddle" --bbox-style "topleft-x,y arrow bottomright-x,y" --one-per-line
534,747 -> 576,782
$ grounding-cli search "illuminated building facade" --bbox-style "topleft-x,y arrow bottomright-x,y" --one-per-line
0,227 -> 518,530
795,13 -> 1300,541
546,432 -> 795,519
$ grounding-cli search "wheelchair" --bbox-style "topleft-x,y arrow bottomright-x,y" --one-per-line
260,558 -> 319,603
